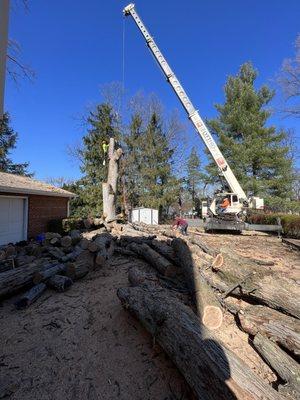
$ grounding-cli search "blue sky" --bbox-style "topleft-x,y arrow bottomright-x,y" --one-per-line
5,0 -> 300,181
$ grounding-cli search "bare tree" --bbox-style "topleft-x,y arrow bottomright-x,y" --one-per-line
7,0 -> 35,85
278,34 -> 300,117
45,177 -> 75,188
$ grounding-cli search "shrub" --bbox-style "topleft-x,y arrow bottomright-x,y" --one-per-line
62,217 -> 86,232
247,212 -> 300,239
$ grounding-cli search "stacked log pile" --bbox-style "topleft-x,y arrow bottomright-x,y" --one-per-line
116,223 -> 300,400
0,229 -> 115,308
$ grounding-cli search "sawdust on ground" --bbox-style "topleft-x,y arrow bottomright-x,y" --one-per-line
1,232 -> 299,399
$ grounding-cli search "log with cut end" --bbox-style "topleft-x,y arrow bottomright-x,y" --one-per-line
117,286 -> 283,399
65,250 -> 94,280
238,305 -> 300,358
0,260 -> 57,299
253,333 -> 300,399
33,263 -> 66,284
47,275 -> 73,292
172,238 -> 223,330
15,283 -> 47,309
128,242 -> 178,277
201,256 -> 300,319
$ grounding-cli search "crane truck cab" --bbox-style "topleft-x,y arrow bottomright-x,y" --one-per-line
209,193 -> 243,216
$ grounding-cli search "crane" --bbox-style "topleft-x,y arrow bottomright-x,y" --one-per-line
123,3 -> 264,231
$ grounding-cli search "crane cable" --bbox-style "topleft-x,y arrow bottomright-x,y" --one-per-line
122,16 -> 126,106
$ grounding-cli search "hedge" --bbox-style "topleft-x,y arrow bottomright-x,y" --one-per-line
247,212 -> 300,239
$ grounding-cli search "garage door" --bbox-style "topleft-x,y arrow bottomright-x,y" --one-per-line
0,197 -> 27,245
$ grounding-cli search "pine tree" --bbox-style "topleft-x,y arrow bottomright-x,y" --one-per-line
206,62 -> 293,202
186,147 -> 206,214
138,113 -> 180,216
0,113 -> 31,176
123,113 -> 144,208
79,104 -> 120,216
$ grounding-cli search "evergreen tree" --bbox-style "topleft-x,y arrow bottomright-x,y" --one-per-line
0,113 -> 31,176
138,113 -> 180,216
206,62 -> 293,201
186,147 -> 206,214
123,113 -> 144,208
79,103 -> 120,216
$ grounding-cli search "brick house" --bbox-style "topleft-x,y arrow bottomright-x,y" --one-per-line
0,172 -> 74,245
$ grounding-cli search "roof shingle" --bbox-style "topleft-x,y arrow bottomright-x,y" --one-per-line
0,172 -> 75,198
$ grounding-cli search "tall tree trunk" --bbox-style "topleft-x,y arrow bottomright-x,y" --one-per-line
102,137 -> 123,221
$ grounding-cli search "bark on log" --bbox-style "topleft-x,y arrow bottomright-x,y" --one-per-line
238,305 -> 300,358
117,286 -> 283,399
128,243 -> 178,277
0,260 -> 57,299
75,249 -> 95,271
128,267 -> 159,288
60,246 -> 83,262
172,238 -> 223,330
202,263 -> 300,319
47,275 -> 73,292
188,235 -> 218,257
33,263 -> 66,284
14,283 -> 47,309
253,333 -> 300,399
149,239 -> 180,266
66,260 -> 89,280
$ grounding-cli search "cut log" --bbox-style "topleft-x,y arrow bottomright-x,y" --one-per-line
149,239 -> 180,266
33,263 -> 66,284
76,250 -> 95,271
60,246 -> 83,262
128,242 -> 178,277
253,333 -> 300,399
118,235 -> 156,247
238,305 -> 300,358
114,246 -> 138,258
128,267 -> 159,288
66,261 -> 89,280
61,236 -> 72,248
15,283 -> 47,309
47,275 -> 73,292
0,260 -> 57,299
189,235 -> 219,257
201,254 -> 300,319
117,286 -> 283,399
79,238 -> 90,250
172,238 -> 223,330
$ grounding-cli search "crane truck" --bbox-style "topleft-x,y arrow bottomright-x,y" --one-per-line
123,3 -> 264,232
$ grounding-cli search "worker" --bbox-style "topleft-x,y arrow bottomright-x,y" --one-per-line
220,196 -> 230,212
102,140 -> 109,165
172,216 -> 188,236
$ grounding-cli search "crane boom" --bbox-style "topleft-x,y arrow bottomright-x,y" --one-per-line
123,3 -> 247,200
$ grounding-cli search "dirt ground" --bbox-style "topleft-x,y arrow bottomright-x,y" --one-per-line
1,232 -> 299,399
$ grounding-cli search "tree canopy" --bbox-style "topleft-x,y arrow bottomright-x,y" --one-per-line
206,62 -> 293,203
0,113 -> 31,176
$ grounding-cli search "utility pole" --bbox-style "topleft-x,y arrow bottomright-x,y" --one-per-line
0,0 -> 10,119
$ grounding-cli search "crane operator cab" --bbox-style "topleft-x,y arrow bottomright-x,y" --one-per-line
208,193 -> 244,217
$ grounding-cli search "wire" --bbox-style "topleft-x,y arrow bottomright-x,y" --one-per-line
122,16 -> 126,94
